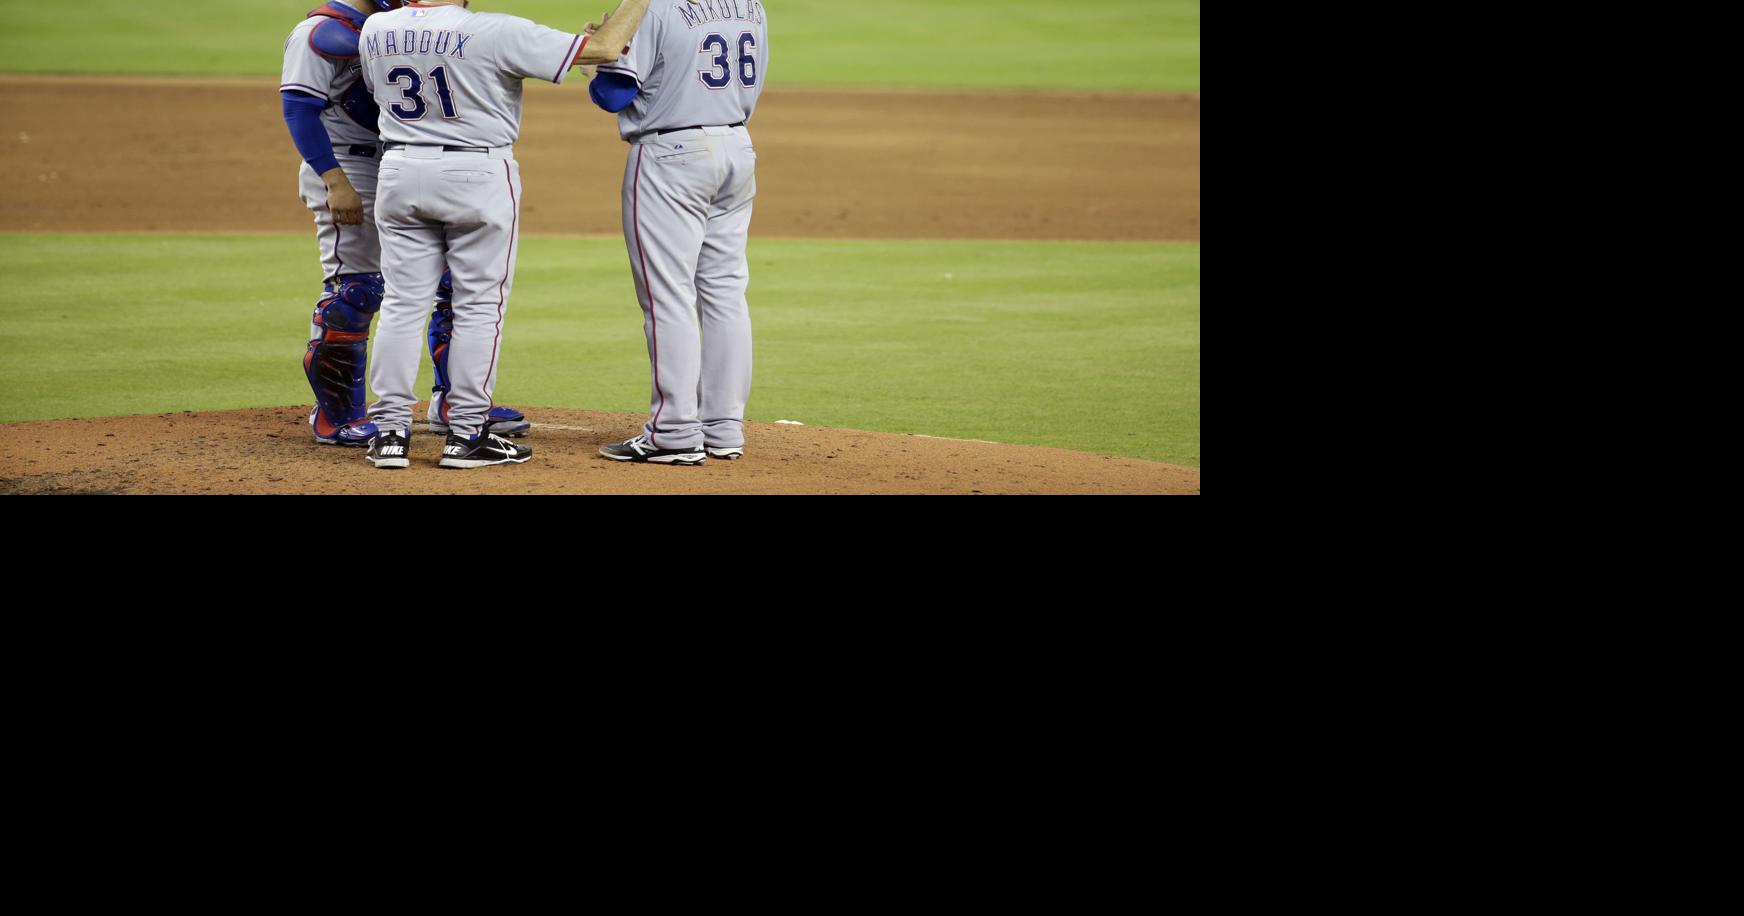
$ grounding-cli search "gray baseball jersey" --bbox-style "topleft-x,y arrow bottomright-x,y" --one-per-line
360,3 -> 583,442
283,8 -> 382,284
360,5 -> 584,147
597,0 -> 768,140
606,0 -> 768,454
282,14 -> 379,148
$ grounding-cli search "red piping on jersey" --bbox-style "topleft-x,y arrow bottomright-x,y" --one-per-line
332,221 -> 346,282
633,145 -> 665,448
483,161 -> 516,434
557,34 -> 586,84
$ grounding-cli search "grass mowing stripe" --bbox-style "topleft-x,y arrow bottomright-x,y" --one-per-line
0,0 -> 1200,94
0,234 -> 1200,465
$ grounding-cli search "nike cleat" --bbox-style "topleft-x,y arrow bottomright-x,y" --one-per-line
439,431 -> 532,469
599,435 -> 706,465
366,430 -> 411,469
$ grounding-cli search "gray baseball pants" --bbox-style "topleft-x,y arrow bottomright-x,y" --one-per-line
622,126 -> 757,451
369,146 -> 521,439
298,152 -> 383,282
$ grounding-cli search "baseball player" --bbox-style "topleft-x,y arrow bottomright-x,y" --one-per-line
281,0 -> 532,450
590,0 -> 768,465
359,0 -> 650,469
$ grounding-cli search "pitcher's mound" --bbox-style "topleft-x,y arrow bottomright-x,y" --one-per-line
0,408 -> 1200,495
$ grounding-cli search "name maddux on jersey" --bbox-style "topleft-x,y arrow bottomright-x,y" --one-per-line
363,28 -> 474,61
679,0 -> 766,29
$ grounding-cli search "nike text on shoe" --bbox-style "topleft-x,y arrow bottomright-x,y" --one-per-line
439,431 -> 532,469
705,445 -> 744,460
366,430 -> 411,469
599,434 -> 706,465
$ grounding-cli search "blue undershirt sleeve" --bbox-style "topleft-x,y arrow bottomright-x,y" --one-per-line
589,71 -> 640,113
282,90 -> 341,176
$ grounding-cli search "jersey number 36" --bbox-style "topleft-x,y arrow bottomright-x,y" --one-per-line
699,32 -> 757,90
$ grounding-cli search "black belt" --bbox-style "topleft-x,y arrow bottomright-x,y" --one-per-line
346,144 -> 380,158
384,143 -> 493,153
655,122 -> 745,135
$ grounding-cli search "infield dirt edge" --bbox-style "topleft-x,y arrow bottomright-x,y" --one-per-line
0,407 -> 1200,495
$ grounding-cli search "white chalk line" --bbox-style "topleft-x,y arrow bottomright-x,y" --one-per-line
912,434 -> 1001,445
531,425 -> 995,447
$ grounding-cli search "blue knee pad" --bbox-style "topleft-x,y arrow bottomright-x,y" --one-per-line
305,273 -> 384,434
323,273 -> 385,331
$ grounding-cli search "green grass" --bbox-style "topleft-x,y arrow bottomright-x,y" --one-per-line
0,0 -> 1199,93
0,234 -> 1200,465
769,0 -> 1200,93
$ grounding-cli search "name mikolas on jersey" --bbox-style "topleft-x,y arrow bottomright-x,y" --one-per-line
362,28 -> 475,62
679,0 -> 766,29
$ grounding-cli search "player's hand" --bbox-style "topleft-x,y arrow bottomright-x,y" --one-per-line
322,168 -> 365,225
582,14 -> 629,59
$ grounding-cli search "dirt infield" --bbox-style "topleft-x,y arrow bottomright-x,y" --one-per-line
0,75 -> 1198,241
0,75 -> 1200,494
0,409 -> 1200,495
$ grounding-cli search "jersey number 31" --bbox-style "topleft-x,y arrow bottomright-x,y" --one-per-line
387,66 -> 460,121
699,32 -> 757,90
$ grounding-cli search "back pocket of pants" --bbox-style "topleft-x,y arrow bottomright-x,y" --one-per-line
440,169 -> 496,183
654,148 -> 712,165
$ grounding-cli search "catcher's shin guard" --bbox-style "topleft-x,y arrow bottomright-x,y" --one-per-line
428,270 -> 457,412
427,271 -> 531,436
305,273 -> 384,445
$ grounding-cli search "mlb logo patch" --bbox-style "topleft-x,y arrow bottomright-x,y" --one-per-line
412,8 -> 428,17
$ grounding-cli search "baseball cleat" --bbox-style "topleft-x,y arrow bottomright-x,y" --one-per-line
705,445 -> 744,460
311,409 -> 378,447
439,431 -> 532,469
599,435 -> 706,465
365,430 -> 411,469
